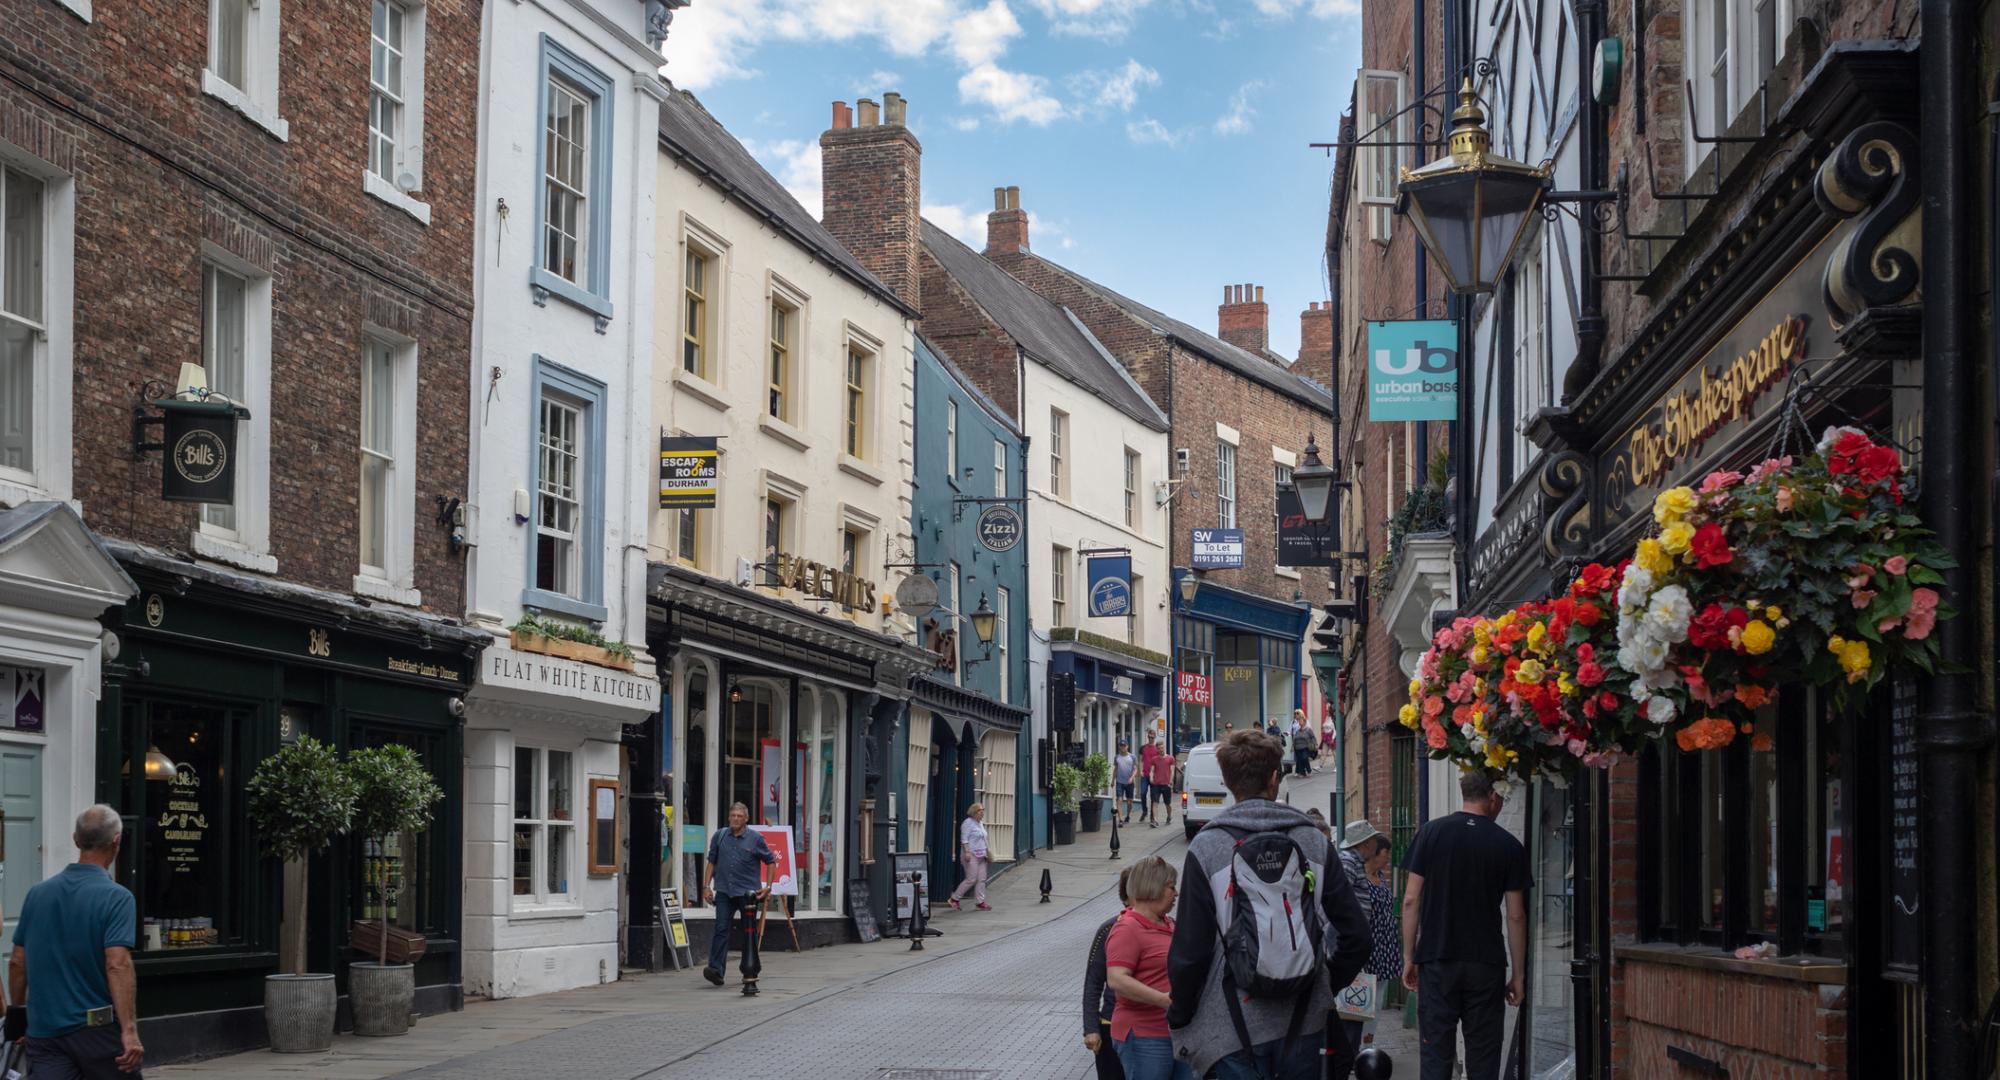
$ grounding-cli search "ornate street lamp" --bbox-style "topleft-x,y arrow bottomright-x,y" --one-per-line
968,593 -> 998,648
1397,80 -> 1552,294
1291,434 -> 1340,526
1177,572 -> 1200,606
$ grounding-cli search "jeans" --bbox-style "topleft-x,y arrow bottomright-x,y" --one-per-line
1293,749 -> 1313,775
1114,1035 -> 1191,1080
1212,1032 -> 1323,1080
706,892 -> 761,979
1417,960 -> 1507,1080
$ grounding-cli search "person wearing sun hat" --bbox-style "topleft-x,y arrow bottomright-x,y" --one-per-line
1335,819 -> 1401,1058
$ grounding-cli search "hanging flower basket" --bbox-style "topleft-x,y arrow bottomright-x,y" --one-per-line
1403,562 -> 1653,785
1612,427 -> 1954,752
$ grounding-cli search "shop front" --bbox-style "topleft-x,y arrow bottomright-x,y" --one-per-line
1050,630 -> 1167,795
100,545 -> 480,1063
1169,571 -> 1310,749
647,564 -> 931,950
903,676 -> 1029,902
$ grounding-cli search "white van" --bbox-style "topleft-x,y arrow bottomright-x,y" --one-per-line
1178,743 -> 1233,839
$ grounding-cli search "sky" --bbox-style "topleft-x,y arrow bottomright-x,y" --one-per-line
661,0 -> 1362,361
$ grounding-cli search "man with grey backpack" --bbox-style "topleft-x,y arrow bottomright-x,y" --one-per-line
1166,730 -> 1370,1080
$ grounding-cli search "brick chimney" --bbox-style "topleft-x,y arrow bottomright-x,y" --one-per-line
1218,284 -> 1270,353
1298,301 -> 1335,386
820,91 -> 922,311
985,186 -> 1029,257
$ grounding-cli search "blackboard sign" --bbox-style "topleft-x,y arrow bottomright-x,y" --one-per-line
657,888 -> 693,970
848,878 -> 880,943
1884,678 -> 1920,977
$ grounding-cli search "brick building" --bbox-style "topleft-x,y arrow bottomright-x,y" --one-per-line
980,196 -> 1335,746
0,0 -> 485,1059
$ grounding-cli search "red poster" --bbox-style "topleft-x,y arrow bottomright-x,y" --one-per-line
1176,671 -> 1213,706
749,824 -> 798,896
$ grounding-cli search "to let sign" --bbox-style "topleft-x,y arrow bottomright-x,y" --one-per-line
1191,528 -> 1245,569
1176,671 -> 1212,706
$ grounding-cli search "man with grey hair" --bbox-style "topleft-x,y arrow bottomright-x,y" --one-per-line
9,804 -> 143,1076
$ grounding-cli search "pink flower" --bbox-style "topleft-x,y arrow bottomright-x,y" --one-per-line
1851,589 -> 1878,610
1700,470 -> 1743,493
1878,616 -> 1902,634
1884,555 -> 1909,576
1905,588 -> 1941,640
1747,456 -> 1794,483
1775,487 -> 1794,512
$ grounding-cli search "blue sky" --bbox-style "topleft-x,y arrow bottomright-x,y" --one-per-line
662,1 -> 1361,360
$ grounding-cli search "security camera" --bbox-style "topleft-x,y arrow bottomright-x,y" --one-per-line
446,697 -> 467,719
1174,448 -> 1191,473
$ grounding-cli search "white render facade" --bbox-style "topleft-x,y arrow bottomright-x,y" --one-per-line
459,0 -> 668,1000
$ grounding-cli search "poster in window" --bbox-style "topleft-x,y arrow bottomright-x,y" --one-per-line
588,779 -> 619,875
749,824 -> 797,896
758,739 -> 782,825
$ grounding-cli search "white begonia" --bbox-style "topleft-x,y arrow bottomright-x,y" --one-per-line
1643,585 -> 1692,642
1618,565 -> 1656,611
1635,637 -> 1670,671
1645,693 -> 1678,726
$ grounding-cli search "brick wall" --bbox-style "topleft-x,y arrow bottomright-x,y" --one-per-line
2,0 -> 477,613
1217,284 -> 1269,354
1620,961 -> 1848,1077
820,97 -> 923,313
1297,302 -> 1334,389
916,248 -> 1022,420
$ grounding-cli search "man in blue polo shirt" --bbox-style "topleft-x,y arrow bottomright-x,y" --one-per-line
8,804 -> 143,1077
701,801 -> 776,996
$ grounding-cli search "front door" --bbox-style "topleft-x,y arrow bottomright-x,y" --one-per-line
0,743 -> 43,922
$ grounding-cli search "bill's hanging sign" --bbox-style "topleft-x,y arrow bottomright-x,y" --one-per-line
1087,553 -> 1132,618
1366,320 -> 1458,422
159,401 -> 248,504
658,436 -> 720,509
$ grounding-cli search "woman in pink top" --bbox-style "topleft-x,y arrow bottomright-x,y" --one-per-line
1104,856 -> 1190,1080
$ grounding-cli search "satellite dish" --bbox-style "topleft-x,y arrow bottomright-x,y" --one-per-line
396,171 -> 420,194
894,573 -> 939,619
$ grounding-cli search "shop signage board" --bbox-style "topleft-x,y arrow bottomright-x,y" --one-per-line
1885,677 -> 1919,975
476,643 -> 659,716
0,666 -> 44,732
656,888 -> 694,969
1176,671 -> 1212,706
849,877 -> 881,943
1366,320 -> 1458,422
750,825 -> 798,896
157,401 -> 244,504
1275,484 -> 1336,567
1087,554 -> 1132,618
975,504 -> 1023,552
769,552 -> 878,612
892,851 -> 931,924
894,573 -> 939,618
1191,528 -> 1245,569
657,436 -> 719,509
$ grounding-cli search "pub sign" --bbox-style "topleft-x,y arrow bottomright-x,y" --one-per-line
159,401 -> 245,504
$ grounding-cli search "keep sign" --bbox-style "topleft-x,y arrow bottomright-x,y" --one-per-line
1367,320 -> 1458,422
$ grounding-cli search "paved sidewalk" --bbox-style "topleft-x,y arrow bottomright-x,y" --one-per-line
157,821 -> 1176,1078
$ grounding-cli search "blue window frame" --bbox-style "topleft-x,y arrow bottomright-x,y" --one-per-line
524,356 -> 608,622
531,35 -> 615,322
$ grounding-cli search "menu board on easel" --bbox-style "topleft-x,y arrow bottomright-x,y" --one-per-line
656,888 -> 693,970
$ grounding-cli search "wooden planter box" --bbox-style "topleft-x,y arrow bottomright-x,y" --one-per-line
349,921 -> 429,965
510,631 -> 635,672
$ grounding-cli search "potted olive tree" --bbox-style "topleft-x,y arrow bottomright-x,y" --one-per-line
346,744 -> 443,1037
1050,762 -> 1082,846
246,737 -> 357,1053
1078,752 -> 1112,833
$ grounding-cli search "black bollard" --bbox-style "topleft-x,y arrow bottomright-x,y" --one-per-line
1353,1047 -> 1393,1080
1039,867 -> 1052,903
1109,811 -> 1122,860
909,871 -> 926,951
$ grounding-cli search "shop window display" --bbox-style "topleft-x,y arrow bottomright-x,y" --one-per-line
138,702 -> 236,951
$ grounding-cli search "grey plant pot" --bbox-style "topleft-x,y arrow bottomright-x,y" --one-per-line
349,962 -> 416,1037
264,973 -> 337,1053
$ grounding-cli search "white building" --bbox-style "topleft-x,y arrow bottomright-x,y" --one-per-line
647,86 -> 930,945
459,0 -> 669,999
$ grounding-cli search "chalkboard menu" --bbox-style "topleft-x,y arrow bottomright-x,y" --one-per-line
1884,678 -> 1920,977
849,878 -> 881,943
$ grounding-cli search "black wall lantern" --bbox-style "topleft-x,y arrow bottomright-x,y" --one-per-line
133,387 -> 251,505
1397,81 -> 1552,294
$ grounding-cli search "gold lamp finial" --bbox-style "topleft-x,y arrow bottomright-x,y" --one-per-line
1447,78 -> 1490,165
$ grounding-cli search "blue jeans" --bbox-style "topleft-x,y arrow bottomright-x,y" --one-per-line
706,892 -> 760,978
1114,1035 -> 1191,1080
1213,1033 -> 1322,1080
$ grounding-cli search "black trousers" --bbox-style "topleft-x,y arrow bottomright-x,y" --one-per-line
1093,1021 -> 1125,1080
1416,960 -> 1506,1080
25,1025 -> 141,1080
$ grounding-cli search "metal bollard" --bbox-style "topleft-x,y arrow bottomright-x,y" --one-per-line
909,871 -> 926,951
1353,1046 -> 1393,1079
1109,811 -> 1121,860
1039,867 -> 1052,903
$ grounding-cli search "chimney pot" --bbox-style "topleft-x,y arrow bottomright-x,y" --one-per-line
1006,185 -> 1020,210
985,185 -> 1030,257
1255,286 -> 1264,303
994,187 -> 1007,211
832,101 -> 852,129
857,98 -> 880,126
884,92 -> 907,126
1219,282 -> 1272,354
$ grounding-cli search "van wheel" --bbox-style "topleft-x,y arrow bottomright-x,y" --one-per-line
1184,820 -> 1200,840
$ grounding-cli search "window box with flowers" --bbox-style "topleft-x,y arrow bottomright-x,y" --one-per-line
508,614 -> 636,672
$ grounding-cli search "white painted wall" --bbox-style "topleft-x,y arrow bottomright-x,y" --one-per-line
650,150 -> 917,635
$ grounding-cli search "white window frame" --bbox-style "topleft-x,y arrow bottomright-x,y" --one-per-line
843,341 -> 874,462
511,744 -> 578,910
995,586 -> 1011,703
976,732 -> 1017,863
1511,242 -> 1548,474
1051,545 -> 1069,628
944,399 -> 959,482
1048,409 -> 1068,499
800,688 -> 847,915
1216,440 -> 1237,529
948,561 -> 963,686
905,711 -> 931,854
1685,0 -> 1792,177
1122,448 -> 1140,528
203,0 -> 288,141
193,247 -> 274,574
0,159 -> 75,506
1125,574 -> 1142,643
992,440 -> 1006,498
678,227 -> 725,385
354,332 -> 420,605
364,0 -> 430,223
1359,70 -> 1405,244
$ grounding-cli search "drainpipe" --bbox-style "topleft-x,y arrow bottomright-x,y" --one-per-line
1565,0 -> 1607,402
1918,1 -> 1990,1074
1411,0 -> 1429,480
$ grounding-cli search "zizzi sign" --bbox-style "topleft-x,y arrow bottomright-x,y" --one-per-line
975,504 -> 1023,553
1367,320 -> 1459,422
159,402 -> 243,504
770,551 -> 878,612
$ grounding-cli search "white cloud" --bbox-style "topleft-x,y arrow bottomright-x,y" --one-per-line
1247,0 -> 1358,17
1028,210 -> 1077,251
664,0 -> 961,90
856,70 -> 904,96
1126,116 -> 1189,147
949,0 -> 1023,66
1069,58 -> 1160,112
1026,0 -> 1156,37
740,137 -> 825,218
1214,80 -> 1266,135
959,63 -> 1065,124
924,203 -> 988,246
952,116 -> 984,131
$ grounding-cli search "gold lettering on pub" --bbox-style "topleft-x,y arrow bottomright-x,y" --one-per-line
772,552 -> 877,612
1623,316 -> 1806,490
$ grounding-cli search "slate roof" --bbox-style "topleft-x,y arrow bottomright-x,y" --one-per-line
921,220 -> 1169,431
656,85 -> 916,317
1025,257 -> 1335,412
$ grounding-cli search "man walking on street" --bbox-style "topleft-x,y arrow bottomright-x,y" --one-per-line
1144,735 -> 1175,827
702,802 -> 777,996
1115,740 -> 1140,826
1287,709 -> 1314,777
9,804 -> 144,1078
1166,730 -> 1370,1079
1400,773 -> 1530,1080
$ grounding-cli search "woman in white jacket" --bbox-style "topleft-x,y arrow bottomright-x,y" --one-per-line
949,803 -> 992,911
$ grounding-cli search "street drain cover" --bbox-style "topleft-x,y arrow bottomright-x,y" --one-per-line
872,1072 -> 999,1080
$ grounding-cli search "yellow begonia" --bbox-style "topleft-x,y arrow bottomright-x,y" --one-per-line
1653,486 -> 1697,525
1470,709 -> 1487,734
1409,678 -> 1422,698
1472,644 -> 1490,664
1765,605 -> 1783,621
1526,622 -> 1548,654
1740,620 -> 1776,656
1485,744 -> 1517,770
1473,622 -> 1492,646
1398,703 -> 1419,728
1827,635 -> 1873,683
1515,660 -> 1546,684
1635,538 -> 1675,575
1558,673 -> 1578,696
1659,521 -> 1695,555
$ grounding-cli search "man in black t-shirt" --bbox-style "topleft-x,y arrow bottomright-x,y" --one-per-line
1399,772 -> 1530,1080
